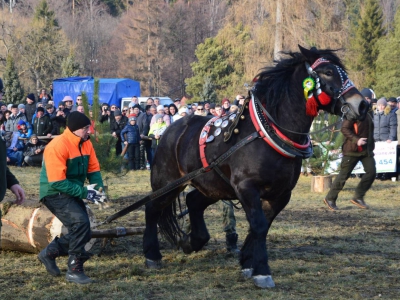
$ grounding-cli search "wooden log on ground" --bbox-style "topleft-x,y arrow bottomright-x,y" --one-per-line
0,202 -> 97,253
311,175 -> 333,193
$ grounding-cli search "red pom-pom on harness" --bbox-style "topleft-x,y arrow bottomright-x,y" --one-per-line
306,95 -> 319,117
317,91 -> 331,105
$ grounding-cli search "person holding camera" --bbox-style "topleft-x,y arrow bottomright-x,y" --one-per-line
99,103 -> 111,123
46,104 -> 66,135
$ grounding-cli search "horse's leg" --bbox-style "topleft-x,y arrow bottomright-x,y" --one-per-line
178,189 -> 215,253
236,181 -> 275,288
143,199 -> 163,268
262,191 -> 292,233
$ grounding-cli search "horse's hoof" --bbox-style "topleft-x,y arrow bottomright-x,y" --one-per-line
241,268 -> 253,279
253,275 -> 275,288
145,259 -> 162,269
178,235 -> 193,254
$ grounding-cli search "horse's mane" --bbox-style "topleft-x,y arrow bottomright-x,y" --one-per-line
254,48 -> 345,112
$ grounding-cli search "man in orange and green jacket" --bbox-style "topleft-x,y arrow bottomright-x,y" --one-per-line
38,112 -> 105,284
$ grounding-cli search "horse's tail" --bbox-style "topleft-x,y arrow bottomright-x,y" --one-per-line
157,191 -> 186,247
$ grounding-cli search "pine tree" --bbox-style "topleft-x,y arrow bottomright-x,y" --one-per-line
307,113 -> 344,175
19,0 -> 69,89
3,55 -> 24,104
349,0 -> 384,88
200,76 -> 218,103
88,79 -> 124,173
185,23 -> 250,102
34,0 -> 58,27
61,52 -> 80,78
374,9 -> 400,97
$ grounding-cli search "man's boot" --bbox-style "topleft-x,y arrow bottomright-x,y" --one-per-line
226,232 -> 240,254
38,238 -> 62,276
66,255 -> 93,284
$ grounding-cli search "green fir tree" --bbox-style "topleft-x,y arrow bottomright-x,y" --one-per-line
349,0 -> 384,88
307,113 -> 344,175
61,52 -> 80,78
87,79 -> 125,174
374,9 -> 400,97
3,55 -> 24,104
200,76 -> 218,103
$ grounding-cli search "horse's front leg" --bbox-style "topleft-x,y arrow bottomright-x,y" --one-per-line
237,181 -> 275,288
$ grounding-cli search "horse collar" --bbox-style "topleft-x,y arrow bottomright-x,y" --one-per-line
249,94 -> 313,159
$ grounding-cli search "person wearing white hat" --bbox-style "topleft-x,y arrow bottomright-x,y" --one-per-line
150,104 -> 171,126
62,95 -> 74,113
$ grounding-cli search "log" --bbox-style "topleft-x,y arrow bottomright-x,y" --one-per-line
311,175 -> 333,193
91,227 -> 145,238
0,202 -> 97,253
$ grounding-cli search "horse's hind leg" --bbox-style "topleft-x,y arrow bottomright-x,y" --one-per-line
178,189 -> 215,253
143,199 -> 164,268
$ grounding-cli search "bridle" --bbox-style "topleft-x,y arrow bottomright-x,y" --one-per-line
305,57 -> 355,117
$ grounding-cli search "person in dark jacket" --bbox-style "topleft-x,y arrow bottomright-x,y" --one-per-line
1,131 -> 25,249
373,97 -> 397,142
110,110 -> 128,155
33,107 -> 52,137
25,93 -> 37,123
23,134 -> 46,166
46,104 -> 66,135
324,115 -> 376,211
121,117 -> 141,170
138,105 -> 155,168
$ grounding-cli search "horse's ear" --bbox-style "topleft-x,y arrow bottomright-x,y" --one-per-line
298,45 -> 320,64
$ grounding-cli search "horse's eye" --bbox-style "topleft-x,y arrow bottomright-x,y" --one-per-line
325,70 -> 333,76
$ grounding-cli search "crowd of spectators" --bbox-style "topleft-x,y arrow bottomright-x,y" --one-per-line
97,94 -> 246,171
359,88 -> 400,180
0,91 -> 247,170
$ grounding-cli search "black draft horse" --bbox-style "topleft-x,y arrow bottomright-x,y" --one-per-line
143,46 -> 369,288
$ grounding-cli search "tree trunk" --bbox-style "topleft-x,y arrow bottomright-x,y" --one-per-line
311,175 -> 333,193
273,0 -> 283,61
0,200 -> 97,253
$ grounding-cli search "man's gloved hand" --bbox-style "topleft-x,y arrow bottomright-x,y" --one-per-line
86,184 -> 104,204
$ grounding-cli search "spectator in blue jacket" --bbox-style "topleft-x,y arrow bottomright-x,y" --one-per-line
121,116 -> 141,170
5,131 -> 24,167
17,120 -> 32,139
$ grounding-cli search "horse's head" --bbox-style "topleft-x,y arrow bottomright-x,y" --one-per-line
299,45 -> 369,121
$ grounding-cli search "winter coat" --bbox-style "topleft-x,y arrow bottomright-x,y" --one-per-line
5,131 -> 25,156
138,112 -> 153,136
110,116 -> 128,141
18,122 -> 33,139
341,115 -> 375,157
373,105 -> 397,141
396,109 -> 400,145
23,140 -> 46,157
148,122 -> 167,149
48,110 -> 66,135
25,102 -> 37,123
5,113 -> 27,132
121,124 -> 141,144
39,127 -> 103,200
33,115 -> 52,136
0,135 -> 19,201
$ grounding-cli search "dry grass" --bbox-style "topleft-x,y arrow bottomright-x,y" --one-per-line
1,167 -> 400,299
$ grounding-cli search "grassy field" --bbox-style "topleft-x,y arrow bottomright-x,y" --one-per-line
1,167 -> 399,300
